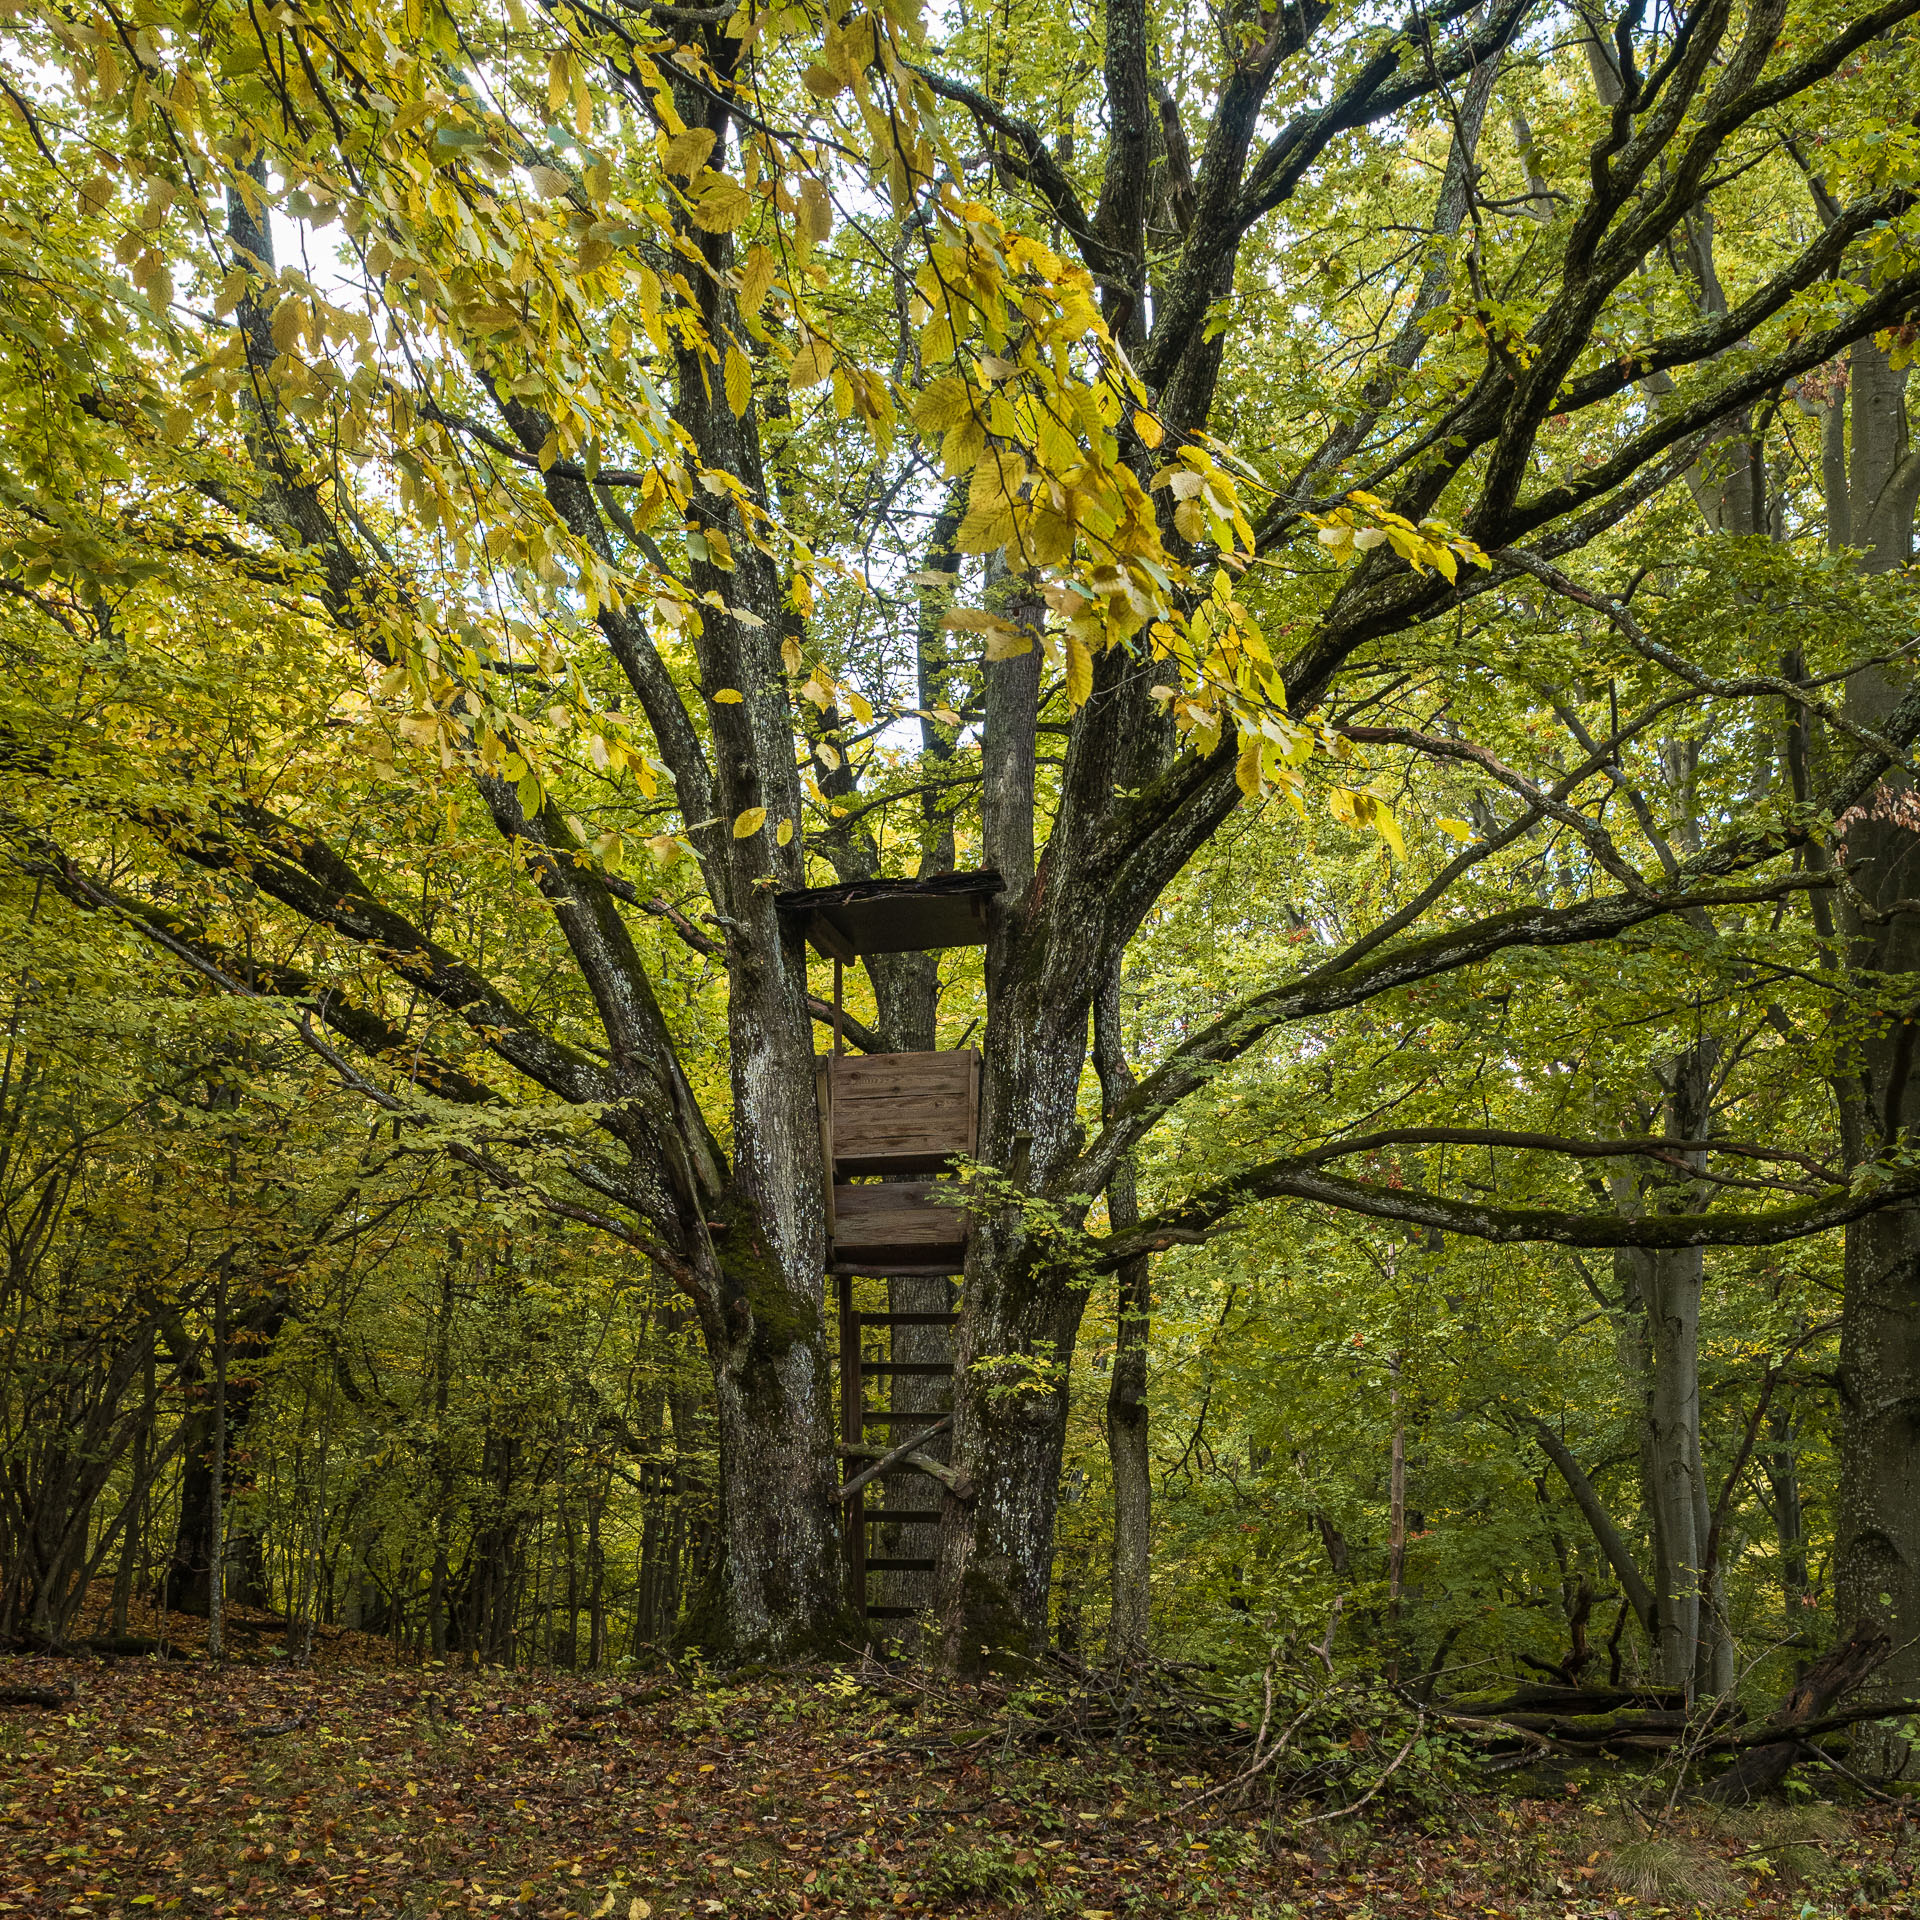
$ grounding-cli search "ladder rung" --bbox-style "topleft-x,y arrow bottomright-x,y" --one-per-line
863,1409 -> 950,1425
865,1509 -> 943,1524
865,1557 -> 938,1572
854,1312 -> 959,1325
862,1605 -> 919,1619
861,1361 -> 955,1376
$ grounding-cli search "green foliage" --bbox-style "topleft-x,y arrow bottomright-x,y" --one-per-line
5,0 -> 1920,1721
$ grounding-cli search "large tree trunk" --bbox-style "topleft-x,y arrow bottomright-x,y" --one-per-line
1640,1240 -> 1727,1696
1832,336 -> 1920,1751
676,1213 -> 849,1657
937,1185 -> 1087,1668
938,620 -> 1166,1667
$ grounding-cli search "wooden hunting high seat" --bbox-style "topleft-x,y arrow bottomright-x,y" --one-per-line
775,869 -> 1002,1621
777,870 -> 1002,1278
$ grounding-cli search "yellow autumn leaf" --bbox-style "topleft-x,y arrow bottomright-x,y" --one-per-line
1064,634 -> 1094,707
724,346 -> 753,418
799,177 -> 833,241
732,807 -> 767,838
661,128 -> 717,178
789,338 -> 832,389
940,606 -> 1009,633
692,174 -> 753,232
776,818 -> 794,846
912,377 -> 974,433
1235,733 -> 1262,797
1132,409 -> 1164,448
956,505 -> 1014,553
1437,817 -> 1474,843
712,688 -> 744,703
739,244 -> 776,316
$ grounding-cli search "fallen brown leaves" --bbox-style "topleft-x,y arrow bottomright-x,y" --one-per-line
0,1622 -> 1913,1919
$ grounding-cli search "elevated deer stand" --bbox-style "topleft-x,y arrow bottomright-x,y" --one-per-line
777,871 -> 1002,1624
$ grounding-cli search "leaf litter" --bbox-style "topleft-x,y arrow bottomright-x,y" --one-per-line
1,1619 -> 1914,1919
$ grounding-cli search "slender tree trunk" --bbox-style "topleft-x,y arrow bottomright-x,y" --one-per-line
1093,971 -> 1151,1664
208,1264 -> 228,1665
1640,1242 -> 1721,1695
427,1249 -> 456,1660
1761,1408 -> 1810,1614
562,1502 -> 580,1669
1387,1352 -> 1407,1681
1105,1246 -> 1152,1664
587,1488 -> 606,1669
1609,1046 -> 1730,1696
110,1346 -> 157,1637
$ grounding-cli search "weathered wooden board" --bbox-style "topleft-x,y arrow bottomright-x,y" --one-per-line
829,1180 -> 969,1272
819,1049 -> 978,1175
777,870 -> 1003,959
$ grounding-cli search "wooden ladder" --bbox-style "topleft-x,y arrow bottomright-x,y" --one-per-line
837,1276 -> 958,1622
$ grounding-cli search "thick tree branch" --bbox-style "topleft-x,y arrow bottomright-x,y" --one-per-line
1065,659 -> 1920,1197
1551,188 -> 1915,420
1101,1150 -> 1920,1259
176,800 -> 611,1107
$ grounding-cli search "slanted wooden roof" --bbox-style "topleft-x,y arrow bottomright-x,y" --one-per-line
777,870 -> 1004,961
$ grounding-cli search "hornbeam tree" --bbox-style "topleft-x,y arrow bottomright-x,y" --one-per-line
7,0 -> 1920,1664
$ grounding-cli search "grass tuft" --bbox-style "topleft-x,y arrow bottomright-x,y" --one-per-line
1597,1836 -> 1737,1907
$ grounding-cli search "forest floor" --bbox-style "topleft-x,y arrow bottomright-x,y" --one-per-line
0,1610 -> 1914,1920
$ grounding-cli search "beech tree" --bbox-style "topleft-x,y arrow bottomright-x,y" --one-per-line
9,0 -> 1920,1673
